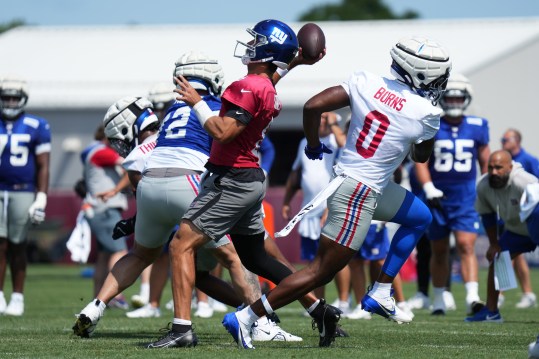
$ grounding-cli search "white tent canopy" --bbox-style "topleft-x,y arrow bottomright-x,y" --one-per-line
1,17 -> 538,109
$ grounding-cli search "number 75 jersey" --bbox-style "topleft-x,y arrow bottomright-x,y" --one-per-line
428,116 -> 489,185
0,115 -> 51,191
336,70 -> 442,194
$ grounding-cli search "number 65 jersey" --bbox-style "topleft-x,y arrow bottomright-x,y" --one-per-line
335,70 -> 442,194
429,115 -> 489,186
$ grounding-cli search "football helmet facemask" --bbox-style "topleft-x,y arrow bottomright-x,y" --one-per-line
390,36 -> 451,105
103,96 -> 158,157
234,19 -> 299,69
174,51 -> 224,96
0,77 -> 29,120
439,73 -> 473,117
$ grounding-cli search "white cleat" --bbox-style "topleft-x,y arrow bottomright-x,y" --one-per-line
407,292 -> 430,310
345,304 -> 372,320
529,335 -> 539,359
517,293 -> 537,309
4,294 -> 24,316
130,294 -> 149,309
126,304 -> 161,318
165,299 -> 174,311
251,316 -> 303,342
431,292 -> 446,316
194,301 -> 214,318
210,299 -> 229,313
444,291 -> 457,311
0,294 -> 7,314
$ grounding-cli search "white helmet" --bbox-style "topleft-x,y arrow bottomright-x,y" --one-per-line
0,76 -> 29,119
103,96 -> 159,157
439,73 -> 473,117
148,82 -> 176,112
174,51 -> 224,96
390,36 -> 451,105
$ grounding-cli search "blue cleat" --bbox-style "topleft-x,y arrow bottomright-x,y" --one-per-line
464,307 -> 503,323
361,289 -> 413,324
222,312 -> 254,349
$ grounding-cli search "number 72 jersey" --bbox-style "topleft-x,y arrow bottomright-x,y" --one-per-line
336,70 -> 442,194
0,115 -> 51,192
428,116 -> 489,185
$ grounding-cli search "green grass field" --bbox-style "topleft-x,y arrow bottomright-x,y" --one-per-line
0,264 -> 537,358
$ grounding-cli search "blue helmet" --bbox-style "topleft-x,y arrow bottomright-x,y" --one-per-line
234,19 -> 298,69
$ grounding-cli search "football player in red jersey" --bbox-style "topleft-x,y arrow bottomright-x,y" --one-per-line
147,19 -> 329,349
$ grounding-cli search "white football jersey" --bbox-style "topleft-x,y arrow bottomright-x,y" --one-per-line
122,133 -> 157,173
335,70 -> 442,193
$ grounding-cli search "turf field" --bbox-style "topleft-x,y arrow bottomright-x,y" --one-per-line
0,264 -> 537,358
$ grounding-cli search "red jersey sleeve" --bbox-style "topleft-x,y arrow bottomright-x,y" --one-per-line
91,147 -> 121,167
220,77 -> 259,116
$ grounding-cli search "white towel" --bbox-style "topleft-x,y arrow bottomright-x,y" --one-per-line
520,183 -> 539,222
66,211 -> 92,263
275,174 -> 346,238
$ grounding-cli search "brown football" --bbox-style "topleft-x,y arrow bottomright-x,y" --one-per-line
297,23 -> 325,60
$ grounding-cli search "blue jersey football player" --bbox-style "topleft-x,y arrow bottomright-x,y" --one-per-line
0,77 -> 51,316
415,74 -> 489,315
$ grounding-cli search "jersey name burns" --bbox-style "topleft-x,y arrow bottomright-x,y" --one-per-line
373,87 -> 406,111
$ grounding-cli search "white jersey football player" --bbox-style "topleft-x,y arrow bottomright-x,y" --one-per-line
0,77 -> 51,316
233,36 -> 451,348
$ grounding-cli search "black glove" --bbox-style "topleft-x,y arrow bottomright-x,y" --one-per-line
112,214 -> 136,239
74,178 -> 87,199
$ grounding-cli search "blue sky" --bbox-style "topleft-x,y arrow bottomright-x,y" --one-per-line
2,0 -> 539,26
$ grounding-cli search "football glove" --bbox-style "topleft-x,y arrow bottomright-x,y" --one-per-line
423,181 -> 444,209
28,192 -> 47,225
304,142 -> 333,160
112,214 -> 136,240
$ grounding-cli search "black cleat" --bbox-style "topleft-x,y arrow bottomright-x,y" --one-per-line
147,325 -> 198,348
335,325 -> 349,338
431,309 -> 446,316
311,299 -> 342,347
72,314 -> 94,338
468,300 -> 486,316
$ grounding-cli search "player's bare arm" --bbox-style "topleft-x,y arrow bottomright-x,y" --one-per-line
411,138 -> 435,163
35,152 -> 50,193
303,85 -> 349,148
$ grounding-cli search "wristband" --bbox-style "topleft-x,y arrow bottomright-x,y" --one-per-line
276,68 -> 289,78
192,100 -> 213,127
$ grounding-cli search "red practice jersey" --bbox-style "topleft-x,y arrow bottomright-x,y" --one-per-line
209,74 -> 281,168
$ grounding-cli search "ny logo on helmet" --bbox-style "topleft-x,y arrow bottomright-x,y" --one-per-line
269,27 -> 288,44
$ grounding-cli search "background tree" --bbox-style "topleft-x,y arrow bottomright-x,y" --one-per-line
0,19 -> 26,34
299,0 -> 418,21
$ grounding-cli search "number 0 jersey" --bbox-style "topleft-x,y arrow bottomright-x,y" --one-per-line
0,114 -> 51,192
335,70 -> 441,193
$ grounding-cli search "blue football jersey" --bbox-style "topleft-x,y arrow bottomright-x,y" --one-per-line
155,95 -> 220,154
428,115 -> 489,187
0,114 -> 51,191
